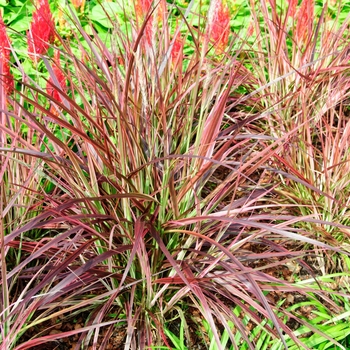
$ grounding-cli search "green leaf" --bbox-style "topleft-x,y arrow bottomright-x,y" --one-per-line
9,0 -> 26,6
90,2 -> 123,29
8,13 -> 31,31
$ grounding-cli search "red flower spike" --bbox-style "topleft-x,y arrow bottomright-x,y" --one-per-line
296,0 -> 314,44
247,23 -> 254,37
46,51 -> 66,103
156,0 -> 167,24
71,0 -> 85,12
0,14 -> 14,94
28,0 -> 55,61
287,0 -> 298,17
134,0 -> 153,46
171,31 -> 183,68
135,0 -> 152,23
144,19 -> 153,46
210,0 -> 230,54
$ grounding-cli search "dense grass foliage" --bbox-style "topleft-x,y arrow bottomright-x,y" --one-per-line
1,0 -> 350,349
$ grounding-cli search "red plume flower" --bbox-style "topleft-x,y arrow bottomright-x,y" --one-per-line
71,0 -> 85,12
0,14 -> 13,94
171,31 -> 183,68
210,0 -> 230,54
156,0 -> 167,23
134,0 -> 153,46
28,0 -> 55,61
46,51 -> 66,103
287,0 -> 298,17
296,0 -> 314,44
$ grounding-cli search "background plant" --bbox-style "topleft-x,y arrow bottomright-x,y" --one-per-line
244,0 -> 350,263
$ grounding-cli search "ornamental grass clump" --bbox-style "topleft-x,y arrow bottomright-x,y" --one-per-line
1,1 -> 350,349
244,0 -> 350,251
